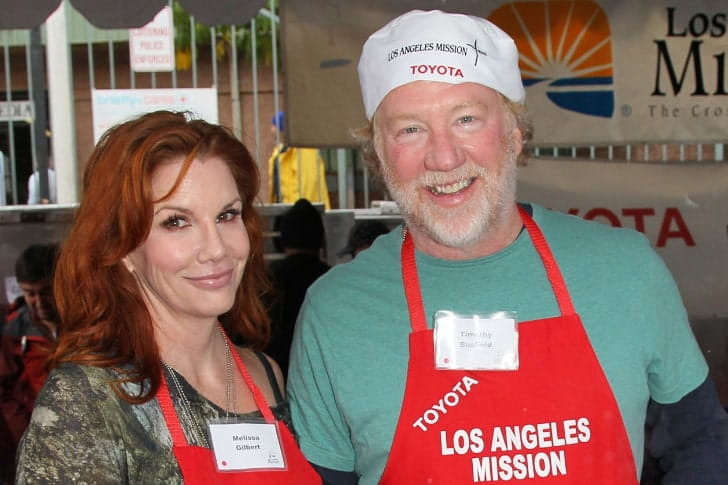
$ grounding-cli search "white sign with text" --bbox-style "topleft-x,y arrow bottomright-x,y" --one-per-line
91,88 -> 218,143
129,6 -> 175,72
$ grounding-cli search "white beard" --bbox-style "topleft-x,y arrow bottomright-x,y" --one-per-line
382,139 -> 518,249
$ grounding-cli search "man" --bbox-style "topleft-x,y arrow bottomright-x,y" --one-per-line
27,156 -> 57,205
337,220 -> 390,261
268,111 -> 331,209
266,198 -> 330,377
287,9 -> 728,484
1,243 -> 59,482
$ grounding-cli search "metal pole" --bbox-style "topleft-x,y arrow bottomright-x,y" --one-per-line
107,35 -> 115,89
270,0 -> 280,127
230,25 -> 241,138
337,148 -> 350,209
250,17 -> 261,163
29,27 -> 49,203
210,27 -> 218,88
189,14 -> 196,88
362,159 -> 370,208
46,0 -> 78,204
3,33 -> 19,204
86,22 -> 95,89
171,0 -> 178,88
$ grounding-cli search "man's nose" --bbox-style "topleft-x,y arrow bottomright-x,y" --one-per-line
424,130 -> 464,172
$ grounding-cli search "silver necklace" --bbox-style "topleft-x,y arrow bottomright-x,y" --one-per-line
222,329 -> 235,417
162,327 -> 234,447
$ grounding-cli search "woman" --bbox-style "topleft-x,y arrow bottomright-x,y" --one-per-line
16,111 -> 321,484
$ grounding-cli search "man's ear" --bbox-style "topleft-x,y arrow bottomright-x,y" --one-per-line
512,125 -> 523,157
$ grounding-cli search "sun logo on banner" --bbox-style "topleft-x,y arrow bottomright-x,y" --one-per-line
489,0 -> 615,118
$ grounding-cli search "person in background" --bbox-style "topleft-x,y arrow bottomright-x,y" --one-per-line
336,219 -> 390,261
26,157 -> 57,205
266,199 -> 330,378
0,149 -> 7,206
287,9 -> 728,484
268,111 -> 331,209
15,111 -> 321,484
0,243 -> 59,484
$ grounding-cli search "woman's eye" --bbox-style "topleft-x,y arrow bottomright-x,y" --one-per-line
162,215 -> 189,229
459,115 -> 474,124
217,208 -> 242,223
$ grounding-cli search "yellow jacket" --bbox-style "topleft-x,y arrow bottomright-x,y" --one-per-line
268,145 -> 331,209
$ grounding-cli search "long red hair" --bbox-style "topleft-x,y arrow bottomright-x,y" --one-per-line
50,111 -> 270,403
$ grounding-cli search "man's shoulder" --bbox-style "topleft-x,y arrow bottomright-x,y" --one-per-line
3,307 -> 34,338
534,203 -> 651,248
532,204 -> 666,280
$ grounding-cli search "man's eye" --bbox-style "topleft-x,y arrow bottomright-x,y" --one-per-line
459,115 -> 474,123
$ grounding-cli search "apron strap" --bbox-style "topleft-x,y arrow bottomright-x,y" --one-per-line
223,328 -> 277,423
157,374 -> 189,445
517,205 -> 576,316
401,230 -> 428,332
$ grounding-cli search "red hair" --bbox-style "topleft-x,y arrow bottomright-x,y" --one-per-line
50,111 -> 270,403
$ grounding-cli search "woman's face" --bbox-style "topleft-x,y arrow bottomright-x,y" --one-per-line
123,156 -> 250,324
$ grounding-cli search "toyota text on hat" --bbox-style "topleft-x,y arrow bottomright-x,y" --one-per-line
357,9 -> 526,119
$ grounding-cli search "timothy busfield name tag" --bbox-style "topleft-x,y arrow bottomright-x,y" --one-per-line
209,422 -> 286,471
434,311 -> 518,370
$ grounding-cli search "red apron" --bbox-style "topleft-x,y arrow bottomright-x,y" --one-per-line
157,333 -> 321,485
379,206 -> 638,484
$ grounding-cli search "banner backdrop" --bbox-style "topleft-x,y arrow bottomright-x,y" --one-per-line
517,158 -> 728,318
282,0 -> 728,147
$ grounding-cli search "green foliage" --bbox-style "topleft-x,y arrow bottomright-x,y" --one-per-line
172,0 -> 279,67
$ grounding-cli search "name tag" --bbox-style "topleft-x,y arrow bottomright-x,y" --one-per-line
434,311 -> 519,370
209,421 -> 287,471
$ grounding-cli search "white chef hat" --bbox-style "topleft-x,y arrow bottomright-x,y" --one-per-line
357,9 -> 525,119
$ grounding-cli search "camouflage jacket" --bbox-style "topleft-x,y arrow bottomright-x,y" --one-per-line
15,361 -> 290,484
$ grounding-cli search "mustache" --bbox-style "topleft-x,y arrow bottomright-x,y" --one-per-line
417,164 -> 490,188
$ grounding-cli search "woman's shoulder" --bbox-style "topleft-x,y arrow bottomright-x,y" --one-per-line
28,364 -> 119,441
40,363 -> 146,410
234,347 -> 286,402
44,363 -> 113,393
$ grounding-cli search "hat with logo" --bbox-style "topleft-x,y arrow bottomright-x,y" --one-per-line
357,9 -> 525,119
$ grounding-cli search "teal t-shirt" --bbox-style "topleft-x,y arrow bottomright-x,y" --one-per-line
287,203 -> 707,484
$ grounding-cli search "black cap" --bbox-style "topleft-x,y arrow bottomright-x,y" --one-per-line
338,220 -> 390,257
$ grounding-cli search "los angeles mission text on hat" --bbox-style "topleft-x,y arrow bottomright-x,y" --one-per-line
388,42 -> 468,61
